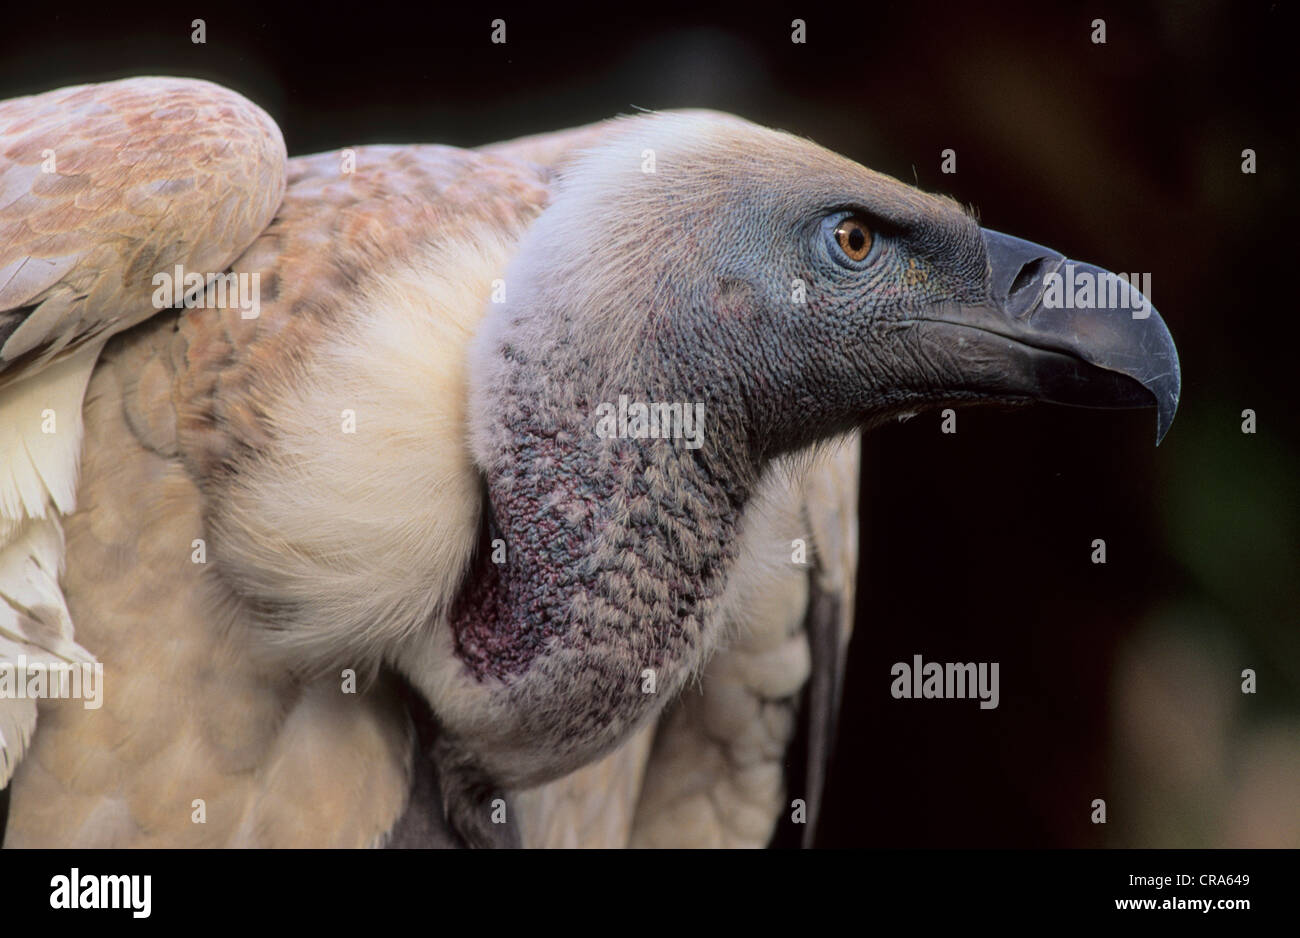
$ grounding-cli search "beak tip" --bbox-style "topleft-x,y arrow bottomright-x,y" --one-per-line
1155,403 -> 1178,446
1152,369 -> 1181,446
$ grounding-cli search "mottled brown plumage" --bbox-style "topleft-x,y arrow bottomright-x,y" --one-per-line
0,77 -> 284,384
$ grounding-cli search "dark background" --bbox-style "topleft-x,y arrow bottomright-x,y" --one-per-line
4,0 -> 1295,847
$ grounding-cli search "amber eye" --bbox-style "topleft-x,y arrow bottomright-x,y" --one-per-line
833,216 -> 873,262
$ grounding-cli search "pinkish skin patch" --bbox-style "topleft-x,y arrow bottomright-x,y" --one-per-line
447,433 -> 614,682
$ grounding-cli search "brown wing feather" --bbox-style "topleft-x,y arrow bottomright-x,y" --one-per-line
0,77 -> 286,386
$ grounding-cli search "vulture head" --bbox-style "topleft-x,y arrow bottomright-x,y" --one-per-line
403,113 -> 1180,843
474,112 -> 1178,462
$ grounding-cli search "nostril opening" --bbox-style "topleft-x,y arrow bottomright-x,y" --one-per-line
1009,257 -> 1047,297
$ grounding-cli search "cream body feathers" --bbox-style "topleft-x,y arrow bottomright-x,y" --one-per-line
206,237 -> 508,669
0,346 -> 97,784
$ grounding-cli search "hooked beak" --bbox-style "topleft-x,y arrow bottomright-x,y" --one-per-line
918,229 -> 1181,444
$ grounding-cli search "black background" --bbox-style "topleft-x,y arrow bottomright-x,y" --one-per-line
3,0 -> 1295,847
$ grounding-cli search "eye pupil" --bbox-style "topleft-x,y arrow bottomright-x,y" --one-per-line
833,216 -> 873,262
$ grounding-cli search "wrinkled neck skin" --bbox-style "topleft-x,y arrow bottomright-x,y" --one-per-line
457,308 -> 757,686
401,298 -> 771,787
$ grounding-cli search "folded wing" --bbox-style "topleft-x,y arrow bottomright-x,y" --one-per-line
0,77 -> 286,787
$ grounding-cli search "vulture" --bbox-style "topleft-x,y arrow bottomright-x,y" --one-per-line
0,77 -> 1179,848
